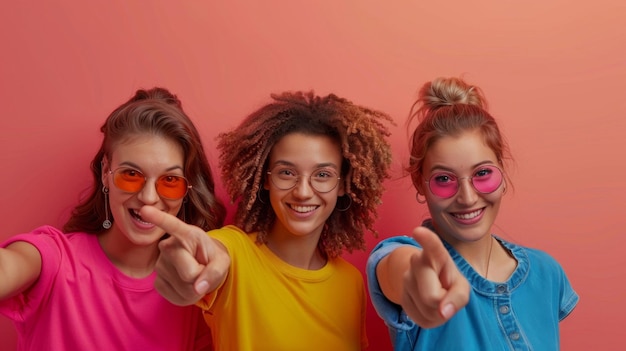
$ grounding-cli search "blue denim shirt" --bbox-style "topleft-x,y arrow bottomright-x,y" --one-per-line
366,221 -> 579,351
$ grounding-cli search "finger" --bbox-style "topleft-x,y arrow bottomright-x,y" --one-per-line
154,271 -> 203,306
411,251 -> 446,304
438,264 -> 471,320
155,237 -> 210,304
157,237 -> 205,283
193,240 -> 230,295
403,251 -> 447,327
141,205 -> 213,264
139,205 -> 195,241
410,226 -> 470,321
410,226 -> 450,272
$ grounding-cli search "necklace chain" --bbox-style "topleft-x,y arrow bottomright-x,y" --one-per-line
485,236 -> 494,279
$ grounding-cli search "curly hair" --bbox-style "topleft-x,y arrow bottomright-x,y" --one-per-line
217,91 -> 394,258
63,87 -> 226,234
406,77 -> 513,193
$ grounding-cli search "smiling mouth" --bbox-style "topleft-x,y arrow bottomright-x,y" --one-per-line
130,209 -> 152,224
289,204 -> 318,213
452,208 -> 483,220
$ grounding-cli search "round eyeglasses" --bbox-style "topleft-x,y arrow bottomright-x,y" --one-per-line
267,166 -> 341,193
426,165 -> 503,199
108,167 -> 191,200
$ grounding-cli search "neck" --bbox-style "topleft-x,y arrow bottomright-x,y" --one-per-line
265,230 -> 327,270
445,234 -> 494,279
98,232 -> 159,278
484,235 -> 494,279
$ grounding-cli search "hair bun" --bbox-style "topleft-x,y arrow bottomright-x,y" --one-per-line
130,87 -> 183,109
420,77 -> 486,110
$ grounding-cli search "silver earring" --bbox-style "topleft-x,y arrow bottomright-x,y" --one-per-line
335,195 -> 352,212
102,186 -> 112,229
415,192 -> 426,204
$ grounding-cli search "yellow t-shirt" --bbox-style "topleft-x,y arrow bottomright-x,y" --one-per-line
197,225 -> 368,351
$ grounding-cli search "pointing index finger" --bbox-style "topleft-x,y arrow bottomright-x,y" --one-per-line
410,226 -> 450,271
139,205 -> 193,240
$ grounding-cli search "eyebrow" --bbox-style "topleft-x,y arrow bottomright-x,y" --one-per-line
117,161 -> 184,173
271,160 -> 340,170
429,160 -> 496,173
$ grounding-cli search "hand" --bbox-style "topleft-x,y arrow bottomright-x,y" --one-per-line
139,205 -> 230,306
401,226 -> 470,328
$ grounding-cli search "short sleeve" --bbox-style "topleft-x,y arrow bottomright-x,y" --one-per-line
0,226 -> 64,320
366,236 -> 420,331
556,261 -> 579,321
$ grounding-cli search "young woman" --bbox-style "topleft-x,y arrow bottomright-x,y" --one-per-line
0,87 -> 225,350
142,91 -> 394,350
366,77 -> 578,350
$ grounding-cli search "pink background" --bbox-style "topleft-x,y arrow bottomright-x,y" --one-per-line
1,1 -> 624,349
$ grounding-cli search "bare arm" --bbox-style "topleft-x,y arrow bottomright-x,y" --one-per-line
139,205 -> 231,306
375,226 -> 470,329
377,245 -> 420,304
0,241 -> 42,300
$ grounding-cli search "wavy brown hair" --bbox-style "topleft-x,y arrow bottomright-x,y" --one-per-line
217,91 -> 394,258
406,77 -> 513,193
64,87 -> 226,234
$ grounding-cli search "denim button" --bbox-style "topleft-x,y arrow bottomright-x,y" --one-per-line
510,332 -> 520,341
496,285 -> 507,293
499,305 -> 510,314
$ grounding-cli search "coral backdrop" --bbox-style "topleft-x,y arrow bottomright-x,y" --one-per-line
1,1 -> 624,350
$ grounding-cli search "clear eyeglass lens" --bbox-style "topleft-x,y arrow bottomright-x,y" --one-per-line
269,168 -> 339,193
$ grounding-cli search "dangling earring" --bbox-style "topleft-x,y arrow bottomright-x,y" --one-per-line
102,186 -> 112,229
415,192 -> 426,204
335,195 -> 352,212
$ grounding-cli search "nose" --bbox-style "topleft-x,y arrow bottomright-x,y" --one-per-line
455,177 -> 478,205
137,179 -> 160,205
291,175 -> 315,198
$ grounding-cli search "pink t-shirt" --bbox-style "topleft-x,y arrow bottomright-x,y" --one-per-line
0,226 -> 211,351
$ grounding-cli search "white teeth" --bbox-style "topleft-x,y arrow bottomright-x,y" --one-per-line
454,209 -> 482,220
291,205 -> 317,213
132,209 -> 151,224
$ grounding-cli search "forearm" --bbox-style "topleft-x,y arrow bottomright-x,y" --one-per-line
0,241 -> 42,300
375,245 -> 420,305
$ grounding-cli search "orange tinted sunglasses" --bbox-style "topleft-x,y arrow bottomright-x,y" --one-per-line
108,167 -> 191,200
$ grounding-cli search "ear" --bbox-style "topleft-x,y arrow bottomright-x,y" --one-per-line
414,181 -> 425,196
101,158 -> 110,186
337,180 -> 345,197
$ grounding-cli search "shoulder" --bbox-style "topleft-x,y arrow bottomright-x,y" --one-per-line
208,225 -> 250,244
501,239 -> 563,270
372,235 -> 420,253
500,238 -> 573,286
209,225 -> 260,260
367,235 -> 419,271
500,239 -> 579,319
2,225 -> 81,254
